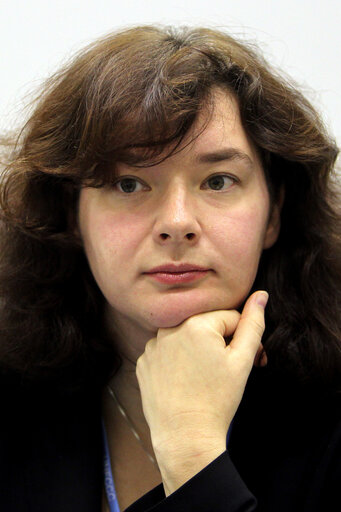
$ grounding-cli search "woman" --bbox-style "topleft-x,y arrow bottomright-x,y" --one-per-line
0,25 -> 340,512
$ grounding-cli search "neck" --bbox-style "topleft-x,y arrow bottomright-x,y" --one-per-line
104,358 -> 157,461
110,359 -> 146,430
103,305 -> 157,455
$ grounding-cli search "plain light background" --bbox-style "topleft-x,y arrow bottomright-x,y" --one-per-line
1,0 -> 340,152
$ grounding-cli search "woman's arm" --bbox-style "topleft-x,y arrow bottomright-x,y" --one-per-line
132,291 -> 267,508
125,450 -> 257,511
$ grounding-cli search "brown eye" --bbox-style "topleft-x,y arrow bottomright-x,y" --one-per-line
116,178 -> 144,193
204,175 -> 235,191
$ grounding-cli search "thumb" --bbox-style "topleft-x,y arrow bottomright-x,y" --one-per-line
228,291 -> 268,367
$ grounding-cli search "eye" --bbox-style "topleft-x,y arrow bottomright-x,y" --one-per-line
202,174 -> 236,191
114,177 -> 146,194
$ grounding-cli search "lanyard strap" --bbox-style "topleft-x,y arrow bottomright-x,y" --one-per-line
102,418 -> 234,512
102,418 -> 121,512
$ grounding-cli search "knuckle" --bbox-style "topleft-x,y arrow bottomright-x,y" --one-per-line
183,315 -> 198,328
144,341 -> 153,354
183,315 -> 207,335
136,354 -> 143,372
157,328 -> 166,338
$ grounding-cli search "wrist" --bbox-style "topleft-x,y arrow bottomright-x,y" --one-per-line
155,439 -> 227,496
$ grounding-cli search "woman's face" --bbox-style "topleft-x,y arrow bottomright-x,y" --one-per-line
78,89 -> 280,341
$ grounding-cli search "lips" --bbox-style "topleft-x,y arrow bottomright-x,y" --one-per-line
145,263 -> 210,273
143,264 -> 211,285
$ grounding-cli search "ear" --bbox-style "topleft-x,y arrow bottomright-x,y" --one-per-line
263,187 -> 285,249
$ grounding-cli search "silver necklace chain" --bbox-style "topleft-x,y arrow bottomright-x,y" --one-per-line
106,385 -> 159,469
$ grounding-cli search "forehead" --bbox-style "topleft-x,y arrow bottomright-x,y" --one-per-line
113,88 -> 262,175
183,88 -> 260,165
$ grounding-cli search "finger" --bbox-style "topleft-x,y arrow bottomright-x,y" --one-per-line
157,309 -> 241,347
184,309 -> 241,346
228,291 -> 268,364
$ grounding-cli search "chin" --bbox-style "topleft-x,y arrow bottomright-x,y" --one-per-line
145,288 -> 252,330
144,301 -> 222,329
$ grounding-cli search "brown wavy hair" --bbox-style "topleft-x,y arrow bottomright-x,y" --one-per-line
0,25 -> 340,391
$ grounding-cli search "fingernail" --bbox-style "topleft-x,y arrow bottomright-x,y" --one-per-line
256,291 -> 269,309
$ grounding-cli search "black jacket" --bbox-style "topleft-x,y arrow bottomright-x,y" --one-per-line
0,368 -> 340,511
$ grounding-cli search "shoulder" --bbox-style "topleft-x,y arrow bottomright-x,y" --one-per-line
0,371 -> 103,511
231,368 -> 341,511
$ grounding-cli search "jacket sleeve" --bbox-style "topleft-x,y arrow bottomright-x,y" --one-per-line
125,450 -> 257,512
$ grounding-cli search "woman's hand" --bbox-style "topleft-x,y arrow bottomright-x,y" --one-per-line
135,290 -> 268,492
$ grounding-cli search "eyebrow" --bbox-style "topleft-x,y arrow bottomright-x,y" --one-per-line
195,148 -> 254,167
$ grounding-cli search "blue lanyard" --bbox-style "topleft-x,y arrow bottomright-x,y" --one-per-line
102,418 -> 121,512
102,418 -> 234,512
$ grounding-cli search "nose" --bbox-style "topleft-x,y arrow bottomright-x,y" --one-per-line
152,183 -> 201,245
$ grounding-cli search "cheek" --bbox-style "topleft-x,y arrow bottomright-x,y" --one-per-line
88,212 -> 148,260
210,206 -> 268,262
